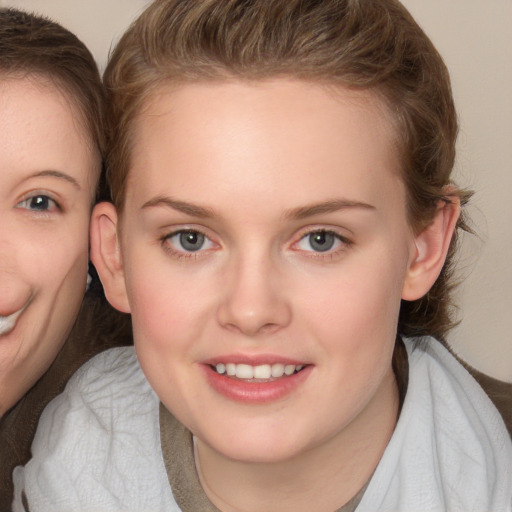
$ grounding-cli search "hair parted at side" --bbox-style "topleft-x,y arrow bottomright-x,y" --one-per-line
0,7 -> 105,195
104,0 -> 472,341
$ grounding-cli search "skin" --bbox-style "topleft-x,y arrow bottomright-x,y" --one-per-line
0,77 -> 98,417
92,79 -> 459,512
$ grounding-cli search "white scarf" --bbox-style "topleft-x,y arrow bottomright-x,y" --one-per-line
356,338 -> 512,512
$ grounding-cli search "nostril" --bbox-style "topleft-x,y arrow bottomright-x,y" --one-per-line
216,265 -> 292,335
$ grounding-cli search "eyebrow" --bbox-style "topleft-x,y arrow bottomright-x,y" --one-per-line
141,196 -> 375,220
141,196 -> 214,218
31,170 -> 81,190
284,199 -> 376,220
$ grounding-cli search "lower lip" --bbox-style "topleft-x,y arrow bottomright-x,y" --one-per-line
202,365 -> 312,404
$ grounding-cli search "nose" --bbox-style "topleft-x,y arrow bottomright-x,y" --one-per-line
217,253 -> 292,337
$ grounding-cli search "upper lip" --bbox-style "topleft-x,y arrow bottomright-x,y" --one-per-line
0,298 -> 31,336
202,354 -> 309,366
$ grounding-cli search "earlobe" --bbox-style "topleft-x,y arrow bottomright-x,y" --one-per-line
90,202 -> 131,313
402,196 -> 460,301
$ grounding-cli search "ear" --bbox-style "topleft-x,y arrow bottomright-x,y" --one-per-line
90,202 -> 131,313
402,196 -> 460,301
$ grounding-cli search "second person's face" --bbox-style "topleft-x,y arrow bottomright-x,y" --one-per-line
0,77 -> 98,416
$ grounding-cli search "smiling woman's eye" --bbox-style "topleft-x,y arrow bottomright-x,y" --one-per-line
15,194 -> 60,212
164,229 -> 214,253
296,230 -> 350,253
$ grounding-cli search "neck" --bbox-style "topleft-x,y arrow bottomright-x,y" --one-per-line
195,367 -> 399,512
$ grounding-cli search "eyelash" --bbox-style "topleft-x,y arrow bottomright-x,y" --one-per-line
292,229 -> 352,260
160,228 -> 216,260
159,227 -> 352,262
15,193 -> 62,215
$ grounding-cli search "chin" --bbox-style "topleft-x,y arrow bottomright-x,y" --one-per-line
198,423 -> 315,465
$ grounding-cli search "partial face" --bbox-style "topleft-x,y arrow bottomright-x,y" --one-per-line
102,80 -> 418,462
0,78 -> 98,416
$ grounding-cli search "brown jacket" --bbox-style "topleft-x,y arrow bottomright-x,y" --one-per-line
469,366 -> 512,438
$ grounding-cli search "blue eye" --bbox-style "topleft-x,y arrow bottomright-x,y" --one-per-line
16,195 -> 59,212
296,230 -> 347,253
165,230 -> 214,253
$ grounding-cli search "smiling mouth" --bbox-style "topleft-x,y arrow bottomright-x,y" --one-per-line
211,363 -> 306,381
0,308 -> 25,336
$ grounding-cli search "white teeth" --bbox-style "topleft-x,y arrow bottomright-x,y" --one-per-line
0,309 -> 24,336
213,362 -> 305,380
253,365 -> 271,379
235,364 -> 253,379
284,365 -> 295,376
271,364 -> 285,378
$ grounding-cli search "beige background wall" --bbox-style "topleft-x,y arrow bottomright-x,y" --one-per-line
2,0 -> 511,381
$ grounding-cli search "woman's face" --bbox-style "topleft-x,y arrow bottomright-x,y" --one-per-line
100,80 -> 417,464
0,77 -> 98,416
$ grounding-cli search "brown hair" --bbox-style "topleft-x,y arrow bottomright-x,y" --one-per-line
104,0 -> 471,341
0,8 -> 106,199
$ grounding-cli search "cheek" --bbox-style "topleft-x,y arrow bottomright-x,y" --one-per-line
0,222 -> 90,409
32,224 -> 89,289
17,217 -> 91,358
127,263 -> 205,350
306,255 -> 405,319
38,233 -> 90,342
297,244 -> 408,357
127,266 -> 205,408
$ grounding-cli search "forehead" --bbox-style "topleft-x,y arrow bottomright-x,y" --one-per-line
0,76 -> 100,197
127,79 -> 404,214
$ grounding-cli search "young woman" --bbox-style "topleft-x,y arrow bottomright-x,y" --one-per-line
0,8 -> 131,507
14,1 -> 512,510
